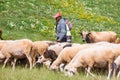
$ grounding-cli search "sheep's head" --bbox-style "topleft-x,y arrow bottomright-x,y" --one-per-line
0,51 -> 5,59
80,31 -> 88,42
64,65 -> 77,77
50,64 -> 59,71
85,32 -> 95,43
36,55 -> 48,64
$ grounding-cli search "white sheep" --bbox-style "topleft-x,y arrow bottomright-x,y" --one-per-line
0,40 -> 14,50
0,40 -> 15,63
1,39 -> 33,70
36,42 -> 71,66
64,46 -> 116,79
50,42 -> 112,71
113,56 -> 120,78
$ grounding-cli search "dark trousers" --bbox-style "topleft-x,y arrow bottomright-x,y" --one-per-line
67,36 -> 72,43
57,37 -> 67,42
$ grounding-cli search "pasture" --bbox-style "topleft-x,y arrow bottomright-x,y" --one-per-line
0,0 -> 120,42
0,65 -> 117,80
0,0 -> 120,80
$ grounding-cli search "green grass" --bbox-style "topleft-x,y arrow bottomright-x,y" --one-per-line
0,0 -> 120,80
0,65 -> 118,80
0,0 -> 120,42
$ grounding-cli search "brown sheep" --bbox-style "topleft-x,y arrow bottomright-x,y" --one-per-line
115,38 -> 120,44
64,46 -> 116,79
32,41 -> 49,56
80,31 -> 118,43
31,41 -> 51,66
1,39 -> 33,70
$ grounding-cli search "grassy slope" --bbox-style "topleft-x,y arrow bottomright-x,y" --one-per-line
0,0 -> 120,42
0,0 -> 120,80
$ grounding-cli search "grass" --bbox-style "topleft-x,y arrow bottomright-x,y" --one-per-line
0,0 -> 120,42
0,0 -> 120,80
0,65 -> 118,80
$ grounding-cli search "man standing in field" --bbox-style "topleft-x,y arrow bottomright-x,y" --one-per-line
53,12 -> 71,43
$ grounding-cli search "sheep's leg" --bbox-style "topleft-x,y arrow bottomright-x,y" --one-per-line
59,63 -> 66,72
25,59 -> 29,68
117,70 -> 120,78
30,49 -> 35,67
86,67 -> 95,78
112,63 -> 117,77
2,58 -> 9,69
86,67 -> 90,77
85,67 -> 89,77
50,57 -> 63,70
26,55 -> 33,70
32,58 -> 36,67
107,63 -> 113,79
12,58 -> 17,70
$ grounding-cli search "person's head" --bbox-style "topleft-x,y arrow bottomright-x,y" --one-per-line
53,12 -> 62,22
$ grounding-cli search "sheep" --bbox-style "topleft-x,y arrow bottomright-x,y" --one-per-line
0,51 -> 5,63
0,40 -> 14,63
50,42 -> 112,71
50,46 -> 82,71
64,46 -> 116,79
32,41 -> 49,56
41,40 -> 57,46
0,40 -> 14,50
115,38 -> 120,44
0,41 -> 7,50
80,31 -> 118,43
113,56 -> 120,78
80,31 -> 88,42
1,39 -> 33,70
31,41 -> 50,66
36,42 -> 72,66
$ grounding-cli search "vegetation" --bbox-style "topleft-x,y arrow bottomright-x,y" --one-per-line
0,0 -> 120,80
0,65 -> 118,80
0,0 -> 120,42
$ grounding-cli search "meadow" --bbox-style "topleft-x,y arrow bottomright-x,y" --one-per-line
0,0 -> 120,80
0,65 -> 118,80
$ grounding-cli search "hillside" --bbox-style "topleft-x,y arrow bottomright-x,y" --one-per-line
0,0 -> 120,43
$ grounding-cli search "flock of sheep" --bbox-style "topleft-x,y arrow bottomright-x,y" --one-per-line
0,30 -> 120,79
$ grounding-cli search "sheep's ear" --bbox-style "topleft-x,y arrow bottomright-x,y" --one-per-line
86,32 -> 91,37
87,32 -> 91,35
